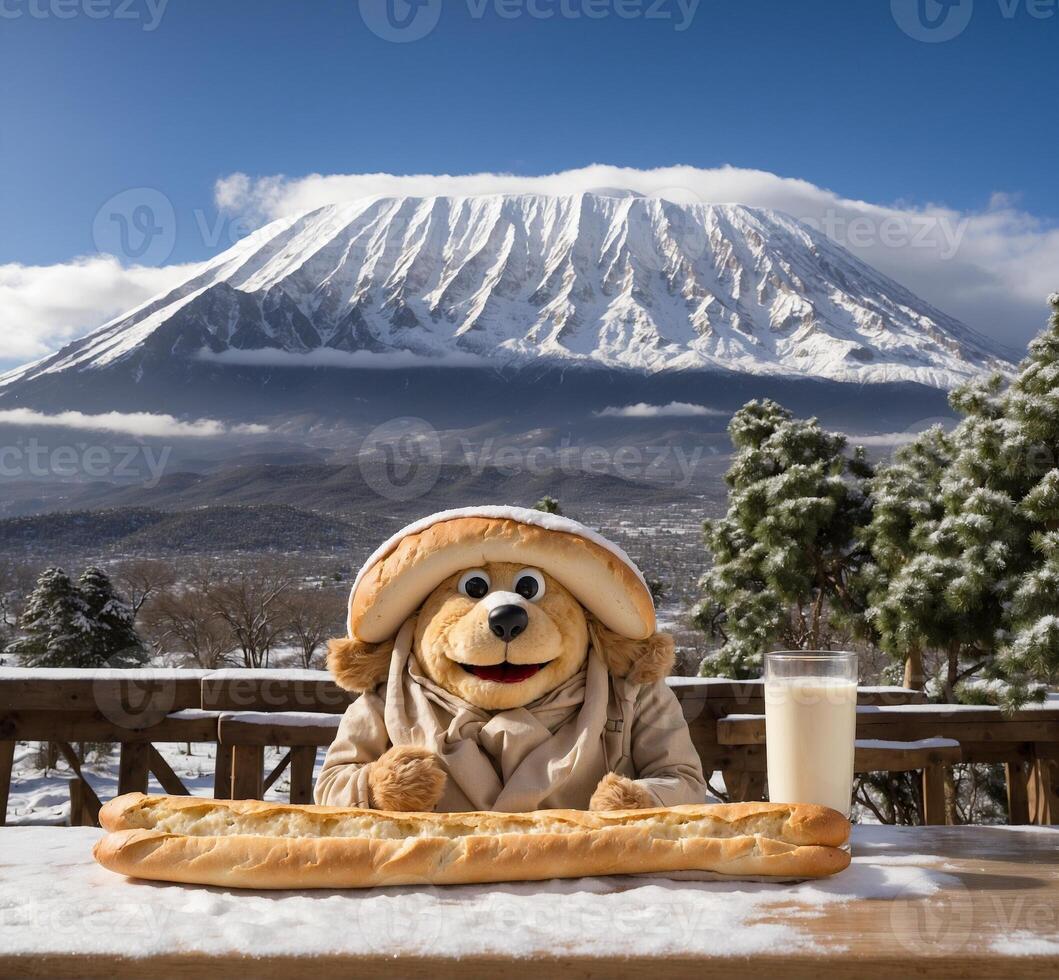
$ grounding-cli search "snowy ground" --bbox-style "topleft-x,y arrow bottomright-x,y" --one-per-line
6,740 -> 326,826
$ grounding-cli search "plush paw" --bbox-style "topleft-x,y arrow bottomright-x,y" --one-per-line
368,745 -> 446,812
589,773 -> 655,812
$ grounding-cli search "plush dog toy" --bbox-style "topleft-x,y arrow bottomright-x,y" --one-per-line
316,506 -> 706,812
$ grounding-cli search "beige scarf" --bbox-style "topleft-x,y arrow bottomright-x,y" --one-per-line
383,620 -> 612,811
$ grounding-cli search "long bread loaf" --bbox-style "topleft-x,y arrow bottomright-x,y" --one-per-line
93,793 -> 851,888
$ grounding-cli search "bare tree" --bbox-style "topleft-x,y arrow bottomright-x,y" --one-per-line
208,563 -> 293,669
284,588 -> 346,668
142,589 -> 236,670
113,559 -> 177,619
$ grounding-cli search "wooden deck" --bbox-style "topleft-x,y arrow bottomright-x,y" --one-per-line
2,669 -> 1057,825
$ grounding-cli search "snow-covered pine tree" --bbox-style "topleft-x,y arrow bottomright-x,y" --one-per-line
995,294 -> 1059,701
858,426 -> 955,690
694,400 -> 873,678
533,496 -> 562,515
940,374 -> 1025,697
878,296 -> 1059,707
855,298 -> 1059,707
6,568 -> 93,667
78,566 -> 146,667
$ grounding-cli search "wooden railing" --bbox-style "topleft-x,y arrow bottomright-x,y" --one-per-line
1,669 -> 1056,826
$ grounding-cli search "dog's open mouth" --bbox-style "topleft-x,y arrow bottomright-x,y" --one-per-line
460,662 -> 549,684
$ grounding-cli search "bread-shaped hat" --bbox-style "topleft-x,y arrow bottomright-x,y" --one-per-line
348,506 -> 655,642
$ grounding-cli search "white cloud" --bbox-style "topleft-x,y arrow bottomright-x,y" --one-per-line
595,401 -> 727,418
0,409 -> 268,439
200,348 -> 488,369
0,256 -> 197,365
215,164 -> 1059,351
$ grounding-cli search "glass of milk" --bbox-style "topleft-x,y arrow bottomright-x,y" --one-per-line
764,651 -> 858,817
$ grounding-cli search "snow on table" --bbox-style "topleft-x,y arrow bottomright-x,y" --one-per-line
0,826 -> 989,960
217,710 -> 343,728
202,668 -> 332,682
854,738 -> 961,751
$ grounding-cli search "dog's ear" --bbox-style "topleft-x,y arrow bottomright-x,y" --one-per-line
327,636 -> 395,693
586,616 -> 675,684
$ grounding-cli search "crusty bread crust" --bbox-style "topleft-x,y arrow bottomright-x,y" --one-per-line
350,516 -> 656,642
94,795 -> 850,889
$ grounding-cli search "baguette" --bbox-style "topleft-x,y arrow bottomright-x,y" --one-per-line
94,793 -> 851,889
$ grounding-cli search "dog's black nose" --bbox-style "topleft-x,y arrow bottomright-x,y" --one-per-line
488,604 -> 529,642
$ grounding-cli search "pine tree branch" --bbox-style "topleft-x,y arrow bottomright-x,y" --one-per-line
954,659 -> 989,685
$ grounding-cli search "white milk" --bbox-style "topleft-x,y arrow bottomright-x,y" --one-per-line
764,676 -> 857,816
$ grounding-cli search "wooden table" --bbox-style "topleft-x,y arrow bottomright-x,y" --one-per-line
0,825 -> 1056,978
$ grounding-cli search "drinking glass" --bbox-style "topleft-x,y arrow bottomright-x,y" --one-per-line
764,651 -> 858,818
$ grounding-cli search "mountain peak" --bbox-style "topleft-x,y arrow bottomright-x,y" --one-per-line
1,194 -> 1011,396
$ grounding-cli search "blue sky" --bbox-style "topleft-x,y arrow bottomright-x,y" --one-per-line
3,0 -> 1056,267
0,0 -> 1056,373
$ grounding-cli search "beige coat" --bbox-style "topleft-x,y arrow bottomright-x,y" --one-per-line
316,622 -> 706,812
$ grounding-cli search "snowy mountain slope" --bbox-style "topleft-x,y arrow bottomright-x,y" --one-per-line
0,194 -> 1013,393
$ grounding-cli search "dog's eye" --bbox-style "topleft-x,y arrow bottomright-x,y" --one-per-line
458,569 -> 491,600
513,568 -> 546,602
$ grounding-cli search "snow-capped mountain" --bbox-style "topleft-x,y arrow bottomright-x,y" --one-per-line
1,194 -> 1012,395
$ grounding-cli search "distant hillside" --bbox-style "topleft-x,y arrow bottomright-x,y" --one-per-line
0,458 -> 715,520
0,504 -> 361,558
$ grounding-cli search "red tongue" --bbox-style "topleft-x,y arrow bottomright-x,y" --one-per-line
465,662 -> 545,684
